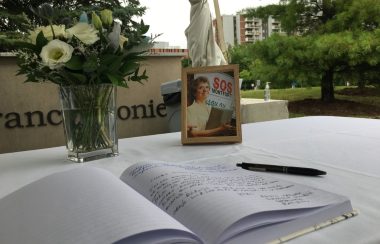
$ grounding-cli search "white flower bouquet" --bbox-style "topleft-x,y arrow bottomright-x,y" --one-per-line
15,4 -> 150,87
12,4 -> 152,162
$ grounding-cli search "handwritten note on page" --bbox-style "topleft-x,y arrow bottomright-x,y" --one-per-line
121,162 -> 351,244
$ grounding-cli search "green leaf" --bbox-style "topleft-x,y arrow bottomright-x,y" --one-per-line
109,55 -> 124,72
69,73 -> 87,83
120,62 -> 139,75
65,55 -> 83,71
100,54 -> 117,66
83,56 -> 98,72
126,67 -> 148,84
13,41 -> 37,52
60,70 -> 87,84
105,73 -> 123,86
35,31 -> 48,51
124,53 -> 145,62
140,20 -> 149,35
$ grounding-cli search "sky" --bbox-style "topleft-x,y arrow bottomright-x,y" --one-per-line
138,0 -> 280,48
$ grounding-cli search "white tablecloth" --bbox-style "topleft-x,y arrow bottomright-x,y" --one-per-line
0,116 -> 379,243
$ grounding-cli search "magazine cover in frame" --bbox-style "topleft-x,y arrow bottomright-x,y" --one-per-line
181,64 -> 242,144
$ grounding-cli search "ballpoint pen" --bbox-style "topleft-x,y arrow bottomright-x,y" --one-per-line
236,162 -> 326,176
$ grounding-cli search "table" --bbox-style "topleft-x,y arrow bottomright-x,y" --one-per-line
0,116 -> 379,243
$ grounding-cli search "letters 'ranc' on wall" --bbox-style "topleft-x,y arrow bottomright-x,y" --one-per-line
0,54 -> 185,153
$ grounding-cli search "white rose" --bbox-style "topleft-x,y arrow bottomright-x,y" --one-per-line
66,23 -> 99,45
119,35 -> 128,49
29,25 -> 66,44
40,39 -> 74,69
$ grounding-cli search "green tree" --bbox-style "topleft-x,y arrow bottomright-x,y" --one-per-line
235,0 -> 380,102
248,0 -> 351,35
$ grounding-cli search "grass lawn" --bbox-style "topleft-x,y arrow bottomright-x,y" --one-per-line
241,86 -> 380,119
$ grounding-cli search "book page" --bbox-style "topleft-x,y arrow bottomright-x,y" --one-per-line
0,167 -> 200,244
121,162 -> 352,244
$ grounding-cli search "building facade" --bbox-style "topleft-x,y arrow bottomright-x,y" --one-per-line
215,14 -> 285,47
237,15 -> 263,44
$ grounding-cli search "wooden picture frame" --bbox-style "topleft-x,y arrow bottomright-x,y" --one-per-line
181,64 -> 242,144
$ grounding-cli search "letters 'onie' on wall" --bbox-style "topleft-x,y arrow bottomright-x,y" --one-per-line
0,54 -> 184,153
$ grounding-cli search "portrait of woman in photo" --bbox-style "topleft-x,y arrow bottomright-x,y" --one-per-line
187,76 -> 233,137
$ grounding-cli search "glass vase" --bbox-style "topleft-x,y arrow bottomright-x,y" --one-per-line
59,84 -> 118,163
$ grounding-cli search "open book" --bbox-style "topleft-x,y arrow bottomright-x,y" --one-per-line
0,162 -> 355,244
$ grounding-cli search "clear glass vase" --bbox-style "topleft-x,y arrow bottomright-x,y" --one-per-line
59,84 -> 118,162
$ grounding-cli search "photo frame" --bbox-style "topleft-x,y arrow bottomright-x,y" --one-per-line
181,64 -> 242,144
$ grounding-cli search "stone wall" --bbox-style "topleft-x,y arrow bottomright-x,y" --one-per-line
0,55 -> 183,153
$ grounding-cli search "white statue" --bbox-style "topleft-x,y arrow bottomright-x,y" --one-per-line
185,0 -> 227,67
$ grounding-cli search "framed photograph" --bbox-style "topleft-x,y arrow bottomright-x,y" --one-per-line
181,64 -> 242,144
